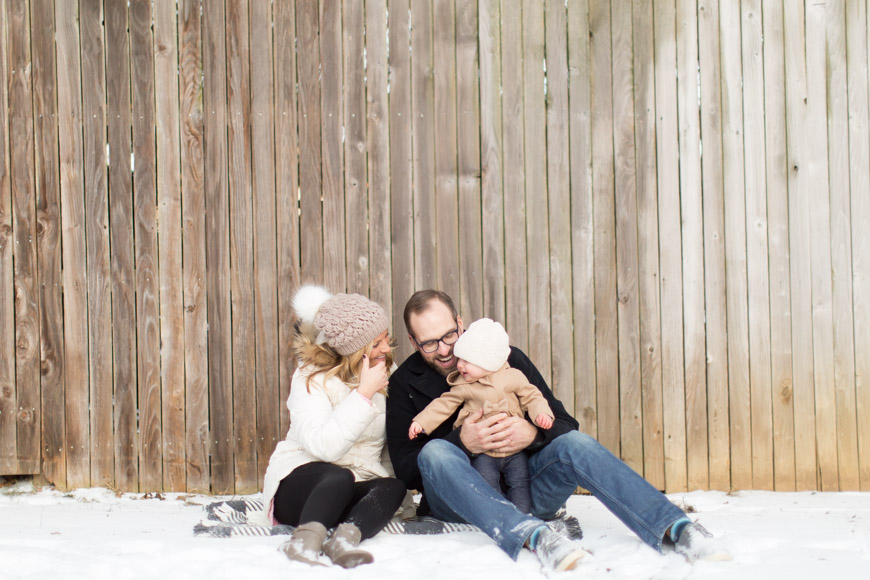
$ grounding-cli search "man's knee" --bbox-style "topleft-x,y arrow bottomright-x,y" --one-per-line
418,439 -> 458,468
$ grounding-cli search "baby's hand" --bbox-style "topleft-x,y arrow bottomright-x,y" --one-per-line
535,414 -> 553,429
409,422 -> 424,439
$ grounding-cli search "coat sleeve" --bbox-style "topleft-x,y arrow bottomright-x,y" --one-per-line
413,387 -> 467,434
507,369 -> 555,422
507,348 -> 579,451
289,373 -> 380,463
386,370 -> 428,491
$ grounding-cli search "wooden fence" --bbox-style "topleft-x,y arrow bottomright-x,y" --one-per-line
2,0 -> 869,495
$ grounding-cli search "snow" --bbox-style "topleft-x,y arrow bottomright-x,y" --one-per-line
2,477 -> 869,580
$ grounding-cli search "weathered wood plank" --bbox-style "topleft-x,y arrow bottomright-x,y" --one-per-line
762,0 -> 796,492
826,0 -> 860,491
654,0 -> 687,491
434,0 -> 460,302
501,0 -> 528,350
320,0 -> 346,291
741,0 -> 774,491
698,0 -> 731,491
203,0 -> 234,493
411,0 -> 436,290
31,0 -> 65,485
180,0 -> 209,492
522,0 -> 551,385
611,0 -> 641,472
720,0 -> 752,490
590,0 -> 619,454
55,0 -> 88,489
456,0 -> 482,324
389,0 -> 414,357
250,0 -> 279,489
297,0 -> 323,284
632,0 -> 664,489
365,0 -> 392,324
226,0 -> 257,493
8,0 -> 41,476
105,0 -> 139,491
0,0 -> 17,474
546,0 -> 575,416
478,0 -> 504,324
568,0 -> 597,438
678,0 -> 709,491
806,0 -> 840,491
784,0 -> 818,490
344,0 -> 367,296
846,0 -> 870,491
275,0 -> 299,436
152,0 -> 186,491
81,0 -> 114,488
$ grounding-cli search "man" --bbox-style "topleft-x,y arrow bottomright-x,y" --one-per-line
386,290 -> 729,572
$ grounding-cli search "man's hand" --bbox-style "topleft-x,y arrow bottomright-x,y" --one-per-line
459,410 -> 538,455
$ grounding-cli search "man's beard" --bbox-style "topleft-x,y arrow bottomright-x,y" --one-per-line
423,353 -> 458,377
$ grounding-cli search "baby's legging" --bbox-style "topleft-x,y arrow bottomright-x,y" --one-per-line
273,461 -> 407,540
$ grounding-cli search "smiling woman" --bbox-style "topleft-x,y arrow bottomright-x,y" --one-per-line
254,286 -> 407,569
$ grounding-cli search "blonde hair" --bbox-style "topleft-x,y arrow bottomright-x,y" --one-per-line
293,323 -> 394,391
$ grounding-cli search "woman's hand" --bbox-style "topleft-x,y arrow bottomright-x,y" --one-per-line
357,354 -> 389,399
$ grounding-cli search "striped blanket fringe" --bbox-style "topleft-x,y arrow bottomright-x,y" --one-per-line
193,498 -> 582,540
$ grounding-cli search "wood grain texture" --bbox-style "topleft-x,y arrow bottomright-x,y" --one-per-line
55,0 -> 88,489
698,0 -> 731,491
478,0 -> 505,325
677,0 -> 709,491
720,0 -> 752,491
568,0 -> 597,438
389,0 -> 414,359
203,0 -> 234,493
31,0 -> 65,485
105,0 -> 140,491
275,0 -> 299,437
611,0 -> 642,473
456,0 -> 483,324
846,0 -> 870,491
501,0 -> 528,351
180,0 -> 210,493
152,0 -> 186,492
250,0 -> 280,491
226,0 -> 257,493
654,0 -> 687,491
320,0 -> 346,292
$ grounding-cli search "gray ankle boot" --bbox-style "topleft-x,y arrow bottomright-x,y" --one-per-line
280,521 -> 328,566
322,523 -> 374,568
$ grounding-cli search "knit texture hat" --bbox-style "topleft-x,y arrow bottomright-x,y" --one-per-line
453,318 -> 510,372
293,285 -> 389,356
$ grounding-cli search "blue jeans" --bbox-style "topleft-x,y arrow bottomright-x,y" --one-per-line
472,452 -> 531,514
417,431 -> 685,559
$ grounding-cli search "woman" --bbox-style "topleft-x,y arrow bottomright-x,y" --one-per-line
259,285 -> 407,568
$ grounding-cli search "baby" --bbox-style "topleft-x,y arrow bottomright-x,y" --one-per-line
409,318 -> 554,514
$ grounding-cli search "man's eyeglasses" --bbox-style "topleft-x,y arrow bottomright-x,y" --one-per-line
414,326 -> 460,353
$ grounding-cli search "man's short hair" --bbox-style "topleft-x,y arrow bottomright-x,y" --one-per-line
403,289 -> 458,338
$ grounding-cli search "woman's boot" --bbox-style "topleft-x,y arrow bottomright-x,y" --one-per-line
280,521 -> 328,566
322,523 -> 374,568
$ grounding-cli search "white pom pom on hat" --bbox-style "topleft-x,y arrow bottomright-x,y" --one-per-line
293,285 -> 333,325
453,318 -> 511,372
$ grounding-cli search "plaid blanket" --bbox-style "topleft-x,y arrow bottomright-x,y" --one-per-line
193,498 -> 583,540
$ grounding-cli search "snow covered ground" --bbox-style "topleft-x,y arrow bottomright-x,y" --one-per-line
1,477 -> 868,580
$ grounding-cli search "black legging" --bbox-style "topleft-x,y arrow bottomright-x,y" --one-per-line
273,462 -> 407,540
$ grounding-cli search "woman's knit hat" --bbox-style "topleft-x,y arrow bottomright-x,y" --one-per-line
293,285 -> 389,356
453,318 -> 511,372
